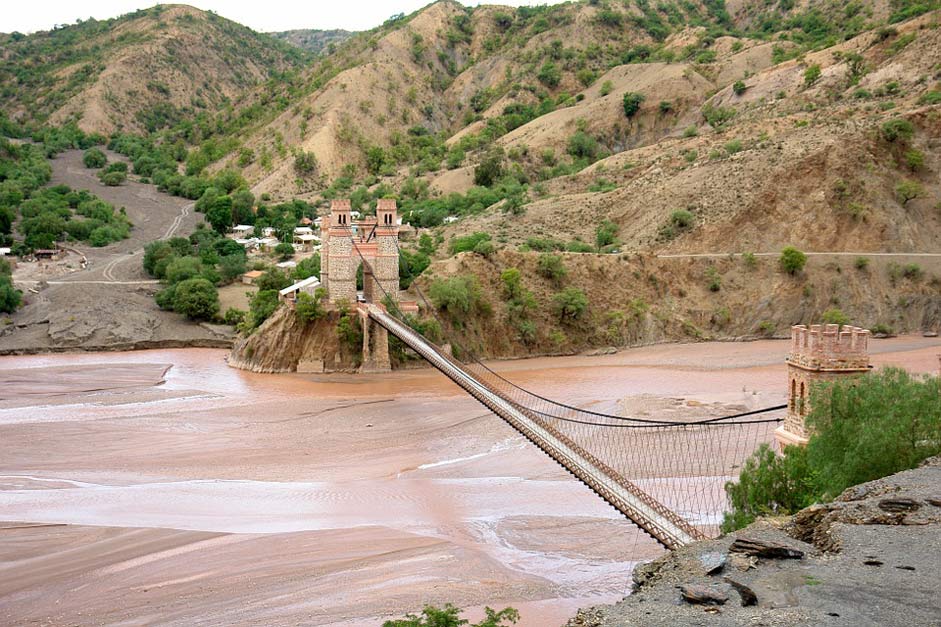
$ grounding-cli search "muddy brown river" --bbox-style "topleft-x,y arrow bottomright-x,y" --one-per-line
1,338 -> 939,626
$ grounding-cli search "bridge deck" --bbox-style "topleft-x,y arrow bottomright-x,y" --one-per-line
368,305 -> 706,549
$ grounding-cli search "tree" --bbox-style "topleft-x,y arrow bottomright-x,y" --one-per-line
0,276 -> 22,313
82,148 -> 107,169
567,131 -> 598,160
732,80 -> 747,95
165,256 -> 205,285
595,220 -> 618,249
206,195 -> 233,234
501,268 -> 522,300
172,278 -> 219,320
365,146 -> 386,175
249,289 -> 280,328
622,92 -> 645,118
143,241 -> 174,277
474,150 -> 504,187
231,189 -> 255,224
821,307 -> 849,325
723,368 -> 941,532
779,246 -> 807,275
295,288 -> 327,323
429,275 -> 488,318
255,269 -> 292,292
895,179 -> 923,205
294,254 -> 321,280
552,287 -> 588,322
99,171 -> 126,186
275,242 -> 295,260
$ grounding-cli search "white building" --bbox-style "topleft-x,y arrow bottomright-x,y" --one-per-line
278,275 -> 321,302
0,247 -> 10,257
231,224 -> 253,237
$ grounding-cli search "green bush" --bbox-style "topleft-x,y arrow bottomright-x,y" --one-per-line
248,289 -> 280,328
881,118 -> 914,143
904,149 -> 925,172
599,80 -> 613,96
803,64 -> 821,87
537,61 -> 561,87
821,307 -> 850,325
622,92 -> 645,118
82,148 -> 107,169
779,246 -> 807,275
895,179 -> 923,205
552,286 -> 588,322
595,220 -> 618,249
223,307 -> 246,326
172,278 -> 219,321
0,276 -> 22,313
449,232 -> 491,255
382,604 -> 518,627
274,242 -> 295,260
294,254 -> 321,280
732,80 -> 746,95
295,288 -> 327,323
566,131 -> 599,160
429,275 -> 488,319
702,103 -> 736,128
854,256 -> 870,270
723,368 -> 941,532
99,171 -> 126,186
536,253 -> 567,285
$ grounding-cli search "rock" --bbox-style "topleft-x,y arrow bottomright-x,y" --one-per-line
724,577 -> 758,606
922,331 -> 938,337
878,498 -> 921,513
729,538 -> 805,560
729,552 -> 758,571
678,584 -> 728,605
698,551 -> 726,575
926,498 -> 941,508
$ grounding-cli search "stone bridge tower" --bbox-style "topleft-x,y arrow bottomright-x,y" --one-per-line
319,198 -> 400,305
774,324 -> 871,448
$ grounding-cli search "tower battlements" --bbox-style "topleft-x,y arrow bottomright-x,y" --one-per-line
788,324 -> 870,371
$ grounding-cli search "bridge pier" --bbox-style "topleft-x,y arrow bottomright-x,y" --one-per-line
360,311 -> 391,373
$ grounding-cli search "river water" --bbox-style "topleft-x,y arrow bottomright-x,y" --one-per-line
1,337 -> 938,626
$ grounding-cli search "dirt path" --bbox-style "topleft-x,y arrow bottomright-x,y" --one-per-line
0,150 -> 232,354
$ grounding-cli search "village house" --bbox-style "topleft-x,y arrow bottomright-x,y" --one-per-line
0,247 -> 11,257
231,224 -> 253,238
241,270 -> 264,285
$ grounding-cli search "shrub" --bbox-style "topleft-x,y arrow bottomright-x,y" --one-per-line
702,103 -> 735,128
99,171 -> 126,186
779,246 -> 807,275
566,131 -> 598,160
671,209 -> 695,229
537,61 -> 561,87
449,232 -> 491,255
172,278 -> 219,321
918,90 -> 941,105
473,150 -> 504,187
659,100 -> 673,114
722,368 -> 941,532
904,149 -> 925,171
294,151 -> 318,175
622,92 -> 645,118
552,287 -> 588,322
501,268 -> 522,300
382,604 -> 519,627
742,252 -> 757,269
82,148 -> 107,169
732,80 -> 746,95
599,81 -> 613,96
683,126 -> 698,138
724,139 -> 743,154
895,179 -> 923,205
881,118 -> 914,143
854,256 -> 870,270
821,307 -> 850,325
536,253 -> 567,285
803,64 -> 821,87
295,288 -> 327,323
706,266 -> 721,292
223,307 -> 246,326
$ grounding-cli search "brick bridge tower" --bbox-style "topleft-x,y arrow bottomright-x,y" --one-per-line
318,198 -> 400,373
774,324 -> 871,448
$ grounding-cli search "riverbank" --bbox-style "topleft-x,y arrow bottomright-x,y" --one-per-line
1,338 -> 939,625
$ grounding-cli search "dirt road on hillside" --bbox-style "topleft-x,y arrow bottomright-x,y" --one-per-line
0,150 -> 233,354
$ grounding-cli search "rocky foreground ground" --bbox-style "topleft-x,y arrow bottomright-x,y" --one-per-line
568,457 -> 941,626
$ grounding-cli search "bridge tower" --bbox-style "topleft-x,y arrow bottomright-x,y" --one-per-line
775,323 -> 871,448
373,198 -> 400,304
322,199 -> 356,304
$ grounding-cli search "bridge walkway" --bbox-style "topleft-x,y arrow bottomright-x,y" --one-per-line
367,305 -> 706,549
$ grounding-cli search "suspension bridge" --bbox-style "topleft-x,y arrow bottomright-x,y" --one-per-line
320,205 -> 786,550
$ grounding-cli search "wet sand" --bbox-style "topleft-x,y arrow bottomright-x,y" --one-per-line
1,337 -> 939,626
